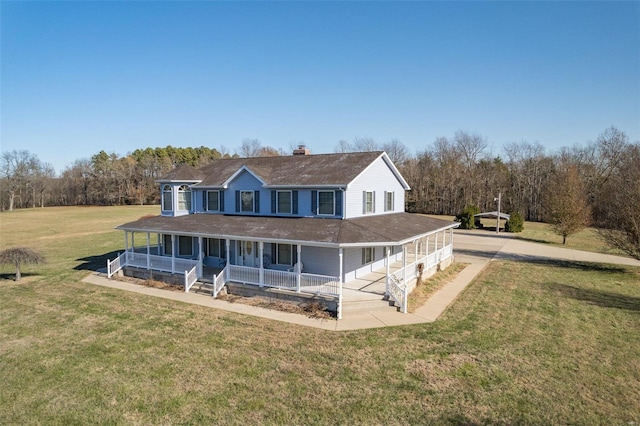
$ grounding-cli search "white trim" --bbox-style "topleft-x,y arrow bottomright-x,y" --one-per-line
346,152 -> 410,190
317,190 -> 336,216
222,165 -> 266,188
276,190 -> 293,215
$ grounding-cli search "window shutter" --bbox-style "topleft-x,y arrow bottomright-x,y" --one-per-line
372,191 -> 375,213
219,190 -> 225,212
203,191 -> 207,211
335,190 -> 342,217
292,190 -> 298,215
311,190 -> 317,214
362,248 -> 366,265
235,191 -> 240,212
271,191 -> 276,214
254,191 -> 260,213
363,191 -> 367,214
384,191 -> 387,211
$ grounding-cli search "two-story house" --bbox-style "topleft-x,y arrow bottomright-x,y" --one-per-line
108,150 -> 458,317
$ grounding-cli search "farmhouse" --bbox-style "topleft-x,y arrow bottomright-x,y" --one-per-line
108,149 -> 458,318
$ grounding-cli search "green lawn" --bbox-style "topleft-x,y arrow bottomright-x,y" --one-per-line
1,207 -> 639,424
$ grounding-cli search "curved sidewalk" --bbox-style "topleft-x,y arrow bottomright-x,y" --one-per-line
83,231 -> 640,331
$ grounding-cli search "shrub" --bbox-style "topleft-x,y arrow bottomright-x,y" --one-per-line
505,212 -> 524,233
455,205 -> 480,230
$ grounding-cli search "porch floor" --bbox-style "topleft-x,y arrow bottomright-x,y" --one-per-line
341,258 -> 417,302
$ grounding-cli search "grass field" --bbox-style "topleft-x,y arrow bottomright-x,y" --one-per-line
1,206 -> 639,424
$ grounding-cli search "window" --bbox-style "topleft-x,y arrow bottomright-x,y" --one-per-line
177,185 -> 191,211
318,191 -> 335,215
277,191 -> 292,214
364,191 -> 375,214
163,234 -> 172,255
362,247 -> 374,265
385,191 -> 394,212
206,238 -> 226,258
162,185 -> 172,211
206,190 -> 220,212
178,236 -> 193,256
240,191 -> 254,213
275,244 -> 293,266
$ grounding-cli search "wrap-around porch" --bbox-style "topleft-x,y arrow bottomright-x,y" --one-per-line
107,228 -> 455,318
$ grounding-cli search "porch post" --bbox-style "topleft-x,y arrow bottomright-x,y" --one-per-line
385,246 -> 390,296
146,232 -> 150,270
402,244 -> 407,284
198,236 -> 203,277
423,236 -> 429,267
225,239 -> 230,266
296,244 -> 301,292
259,241 -> 264,287
338,248 -> 344,320
131,232 -> 135,251
434,232 -> 439,263
171,234 -> 176,274
124,231 -> 129,263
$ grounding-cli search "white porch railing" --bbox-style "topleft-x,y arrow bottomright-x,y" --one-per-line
387,273 -> 408,314
213,267 -> 227,298
226,265 -> 340,297
122,251 -> 199,275
184,266 -> 198,292
107,252 -> 126,278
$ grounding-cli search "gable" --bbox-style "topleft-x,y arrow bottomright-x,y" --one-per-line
347,153 -> 410,190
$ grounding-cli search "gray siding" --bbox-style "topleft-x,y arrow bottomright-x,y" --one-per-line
300,246 -> 340,277
345,156 -> 406,219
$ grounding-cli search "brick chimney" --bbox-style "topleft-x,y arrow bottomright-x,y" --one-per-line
293,145 -> 311,156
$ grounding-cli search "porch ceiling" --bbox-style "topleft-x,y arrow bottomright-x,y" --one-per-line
116,213 -> 458,247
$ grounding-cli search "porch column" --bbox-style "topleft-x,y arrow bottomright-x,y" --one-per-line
124,231 -> 129,263
131,232 -> 135,251
259,241 -> 264,287
198,236 -> 204,277
146,232 -> 150,270
385,246 -> 390,296
402,244 -> 407,284
296,244 -> 301,292
171,234 -> 176,274
338,247 -> 344,320
225,239 -> 230,266
423,236 -> 429,267
434,232 -> 439,262
414,239 -> 418,265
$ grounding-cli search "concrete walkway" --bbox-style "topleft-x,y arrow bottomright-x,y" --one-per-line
82,231 -> 640,331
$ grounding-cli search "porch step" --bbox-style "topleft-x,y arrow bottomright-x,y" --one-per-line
190,281 -> 215,295
340,297 -> 399,315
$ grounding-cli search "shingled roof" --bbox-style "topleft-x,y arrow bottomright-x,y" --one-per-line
117,213 -> 458,247
157,151 -> 397,187
158,164 -> 205,182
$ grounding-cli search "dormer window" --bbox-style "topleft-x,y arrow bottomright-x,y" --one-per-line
177,185 -> 191,211
162,185 -> 172,211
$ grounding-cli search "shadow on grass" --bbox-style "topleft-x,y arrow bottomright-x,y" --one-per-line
547,282 -> 640,312
0,272 -> 39,281
499,256 -> 628,274
74,250 -> 121,272
514,236 -> 553,245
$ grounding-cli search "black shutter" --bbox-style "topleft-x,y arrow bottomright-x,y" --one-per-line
292,190 -> 298,215
271,190 -> 276,214
219,190 -> 225,212
254,191 -> 260,213
311,190 -> 317,214
235,191 -> 240,212
202,191 -> 207,211
335,190 -> 342,217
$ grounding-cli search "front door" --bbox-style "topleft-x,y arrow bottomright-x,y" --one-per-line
238,241 -> 258,267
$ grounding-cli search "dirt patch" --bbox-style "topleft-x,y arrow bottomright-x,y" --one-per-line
219,293 -> 335,320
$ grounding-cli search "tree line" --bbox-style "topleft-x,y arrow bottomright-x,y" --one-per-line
2,128 -> 639,257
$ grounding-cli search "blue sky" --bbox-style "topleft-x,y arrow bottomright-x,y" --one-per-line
2,1 -> 639,174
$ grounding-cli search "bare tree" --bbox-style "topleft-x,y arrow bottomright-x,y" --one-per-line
381,139 -> 409,165
543,166 -> 591,244
334,139 -> 353,153
0,247 -> 45,281
238,139 -> 262,158
0,150 -> 41,211
352,137 -> 379,152
597,143 -> 640,259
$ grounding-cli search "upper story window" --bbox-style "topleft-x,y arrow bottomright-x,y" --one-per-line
177,185 -> 191,211
162,185 -> 172,211
277,191 -> 292,214
318,191 -> 335,216
385,191 -> 394,212
240,190 -> 254,213
364,191 -> 375,214
206,190 -> 220,212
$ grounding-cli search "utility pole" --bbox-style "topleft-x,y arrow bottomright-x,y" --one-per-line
495,192 -> 502,233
